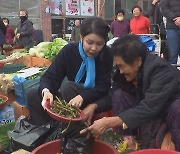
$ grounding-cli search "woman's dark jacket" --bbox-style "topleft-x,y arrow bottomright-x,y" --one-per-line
113,53 -> 180,130
160,0 -> 180,29
39,42 -> 113,104
16,19 -> 34,48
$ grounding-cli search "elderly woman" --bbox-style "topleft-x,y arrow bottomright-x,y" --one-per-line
81,34 -> 180,152
130,5 -> 150,34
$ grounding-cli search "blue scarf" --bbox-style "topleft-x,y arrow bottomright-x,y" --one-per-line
75,42 -> 96,89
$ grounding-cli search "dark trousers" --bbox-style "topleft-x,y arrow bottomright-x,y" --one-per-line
26,81 -> 85,126
111,89 -> 180,151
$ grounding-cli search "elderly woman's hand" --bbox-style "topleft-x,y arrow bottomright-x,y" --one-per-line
80,117 -> 109,138
80,116 -> 124,138
83,103 -> 98,124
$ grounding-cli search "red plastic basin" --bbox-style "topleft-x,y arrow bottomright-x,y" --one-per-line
0,95 -> 8,110
44,100 -> 86,123
130,149 -> 179,154
32,139 -> 119,154
0,63 -> 4,68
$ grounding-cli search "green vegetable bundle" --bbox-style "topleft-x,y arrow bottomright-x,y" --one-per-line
51,97 -> 81,119
0,98 -> 4,104
0,122 -> 15,151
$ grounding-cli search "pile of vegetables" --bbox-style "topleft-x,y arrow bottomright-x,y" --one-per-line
6,50 -> 29,59
29,38 -> 67,61
0,122 -> 15,152
100,129 -> 139,153
0,50 -> 29,65
3,44 -> 13,51
51,97 -> 81,119
0,97 -> 4,104
0,73 -> 15,94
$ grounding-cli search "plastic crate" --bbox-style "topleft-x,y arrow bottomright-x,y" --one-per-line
0,63 -> 25,74
13,76 -> 40,107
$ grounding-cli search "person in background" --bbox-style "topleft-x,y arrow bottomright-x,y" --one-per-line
148,0 -> 168,60
148,0 -> 162,26
15,9 -> 34,49
148,0 -> 166,37
2,18 -> 15,45
71,19 -> 81,43
81,35 -> 180,152
130,5 -> 150,34
0,17 -> 6,55
160,0 -> 180,64
26,17 -> 113,126
110,9 -> 130,38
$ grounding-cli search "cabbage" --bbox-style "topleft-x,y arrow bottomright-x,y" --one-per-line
28,38 -> 67,61
37,42 -> 51,49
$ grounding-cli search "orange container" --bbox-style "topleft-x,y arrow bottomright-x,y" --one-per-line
15,56 -> 52,67
130,149 -> 179,154
32,139 -> 119,154
0,90 -> 16,105
32,57 -> 52,67
0,63 -> 4,68
15,56 -> 32,67
0,95 -> 8,110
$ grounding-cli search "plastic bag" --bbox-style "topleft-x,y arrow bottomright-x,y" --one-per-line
8,116 -> 53,152
139,35 -> 156,52
61,122 -> 95,154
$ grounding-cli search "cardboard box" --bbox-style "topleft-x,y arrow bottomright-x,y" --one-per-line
12,101 -> 29,120
15,56 -> 32,67
15,56 -> 52,67
32,57 -> 52,67
0,105 -> 15,125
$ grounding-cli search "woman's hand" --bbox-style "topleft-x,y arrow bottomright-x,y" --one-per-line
83,103 -> 98,124
80,117 -> 110,138
80,116 -> 124,138
68,95 -> 83,108
42,91 -> 53,109
16,33 -> 20,39
152,0 -> 159,5
174,17 -> 180,27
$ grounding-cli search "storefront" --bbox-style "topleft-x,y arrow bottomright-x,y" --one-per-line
44,0 -> 96,40
0,0 -> 149,41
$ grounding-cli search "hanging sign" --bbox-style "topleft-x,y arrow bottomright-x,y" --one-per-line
65,0 -> 80,16
80,0 -> 94,16
51,0 -> 64,15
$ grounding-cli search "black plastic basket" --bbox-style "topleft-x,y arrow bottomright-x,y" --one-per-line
0,63 -> 25,74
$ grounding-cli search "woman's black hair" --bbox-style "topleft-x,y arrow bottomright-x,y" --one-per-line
111,34 -> 147,64
19,9 -> 28,17
116,9 -> 125,16
2,18 -> 9,24
132,5 -> 142,13
80,17 -> 110,41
